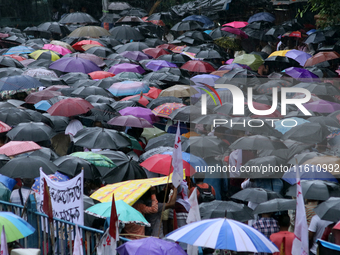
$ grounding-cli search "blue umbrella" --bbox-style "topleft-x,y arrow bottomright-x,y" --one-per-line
162,151 -> 208,170
248,12 -> 275,23
0,75 -> 44,91
5,46 -> 35,55
183,15 -> 214,29
204,30 -> 212,34
34,100 -> 52,111
0,174 -> 16,191
282,164 -> 338,185
190,74 -> 220,87
274,117 -> 309,134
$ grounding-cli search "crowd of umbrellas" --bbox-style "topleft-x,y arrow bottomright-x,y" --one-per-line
0,0 -> 340,254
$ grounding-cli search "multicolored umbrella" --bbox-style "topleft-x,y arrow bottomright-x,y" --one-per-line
32,171 -> 69,193
152,102 -> 185,118
0,212 -> 35,243
29,50 -> 60,61
108,81 -> 150,97
71,152 -> 115,168
85,200 -> 150,226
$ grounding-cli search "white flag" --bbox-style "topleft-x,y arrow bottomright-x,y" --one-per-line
1,226 -> 8,255
97,229 -> 117,255
292,170 -> 309,255
73,225 -> 83,255
172,121 -> 183,188
186,188 -> 201,255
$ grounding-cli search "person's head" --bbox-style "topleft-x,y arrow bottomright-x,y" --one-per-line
260,212 -> 273,218
22,178 -> 34,188
69,7 -> 75,13
81,6 -> 87,12
278,214 -> 290,230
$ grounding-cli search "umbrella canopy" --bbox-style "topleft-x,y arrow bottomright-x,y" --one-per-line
73,127 -> 132,150
0,56 -> 24,68
49,57 -> 101,74
85,199 -> 149,226
171,20 -> 202,31
117,237 -> 187,255
304,51 -> 340,67
285,180 -> 340,200
182,15 -> 214,29
88,71 -> 115,80
119,107 -> 158,123
159,85 -> 197,98
142,48 -> 171,59
42,44 -> 72,56
304,99 -> 340,113
110,26 -> 144,41
253,198 -> 296,214
59,12 -> 98,24
166,218 -> 279,252
72,40 -> 103,51
7,122 -> 56,142
223,21 -> 248,28
181,60 -> 215,73
119,51 -> 151,61
221,27 -> 248,38
68,26 -> 110,38
144,133 -> 187,151
313,197 -> 340,222
109,63 -> 145,75
199,200 -> 253,222
108,81 -> 149,97
66,53 -> 105,67
25,90 -> 62,104
145,60 -> 176,71
285,49 -> 312,66
29,50 -> 60,61
53,155 -> 101,179
71,86 -> 113,99
47,97 -> 93,117
0,156 -> 58,178
248,12 -> 275,23
282,122 -> 330,143
0,212 -> 35,243
274,117 -> 309,134
115,42 -> 149,53
182,136 -> 228,158
0,141 -> 41,157
107,115 -> 153,128
231,188 -> 282,203
70,152 -> 115,168
0,75 -> 44,92
232,54 -> 264,71
230,135 -> 287,150
152,102 -> 185,118
283,67 -> 319,82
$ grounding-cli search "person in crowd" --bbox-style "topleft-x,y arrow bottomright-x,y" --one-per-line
162,25 -> 174,42
10,178 -> 34,206
252,212 -> 280,239
308,214 -> 333,255
270,214 -> 295,255
189,173 -> 216,204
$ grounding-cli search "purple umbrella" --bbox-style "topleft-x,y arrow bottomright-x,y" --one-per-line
108,81 -> 150,96
145,60 -> 177,71
119,51 -> 152,61
119,107 -> 159,123
107,115 -> 154,127
218,63 -> 251,71
190,74 -> 220,87
49,56 -> 101,74
285,50 -> 312,66
284,67 -> 319,82
117,237 -> 187,255
67,53 -> 106,67
304,99 -> 340,113
108,63 -> 145,74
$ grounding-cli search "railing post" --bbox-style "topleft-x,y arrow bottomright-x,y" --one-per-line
26,194 -> 39,248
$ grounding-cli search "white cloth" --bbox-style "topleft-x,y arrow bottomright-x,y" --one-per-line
292,173 -> 309,255
172,122 -> 183,188
187,188 -> 201,255
308,215 -> 332,254
96,229 -> 117,255
1,225 -> 8,255
229,149 -> 242,178
73,225 -> 83,255
65,119 -> 83,141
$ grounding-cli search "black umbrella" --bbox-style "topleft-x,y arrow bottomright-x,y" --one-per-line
144,38 -> 166,48
216,69 -> 261,87
0,56 -> 24,68
115,42 -> 149,54
308,116 -> 340,128
97,150 -> 147,184
285,180 -> 340,200
264,56 -> 301,70
54,155 -> 101,179
71,86 -> 113,99
37,22 -> 70,36
192,114 -> 228,125
120,8 -> 147,18
171,21 -> 202,31
293,82 -> 340,96
169,105 -> 203,122
231,188 -> 282,203
0,154 -> 10,168
195,49 -> 225,59
199,200 -> 253,222
305,31 -> 326,44
287,151 -> 324,165
241,156 -> 287,178
70,80 -> 98,88
230,135 -> 287,150
100,13 -> 121,23
85,95 -> 116,104
59,12 -> 99,24
136,23 -> 164,39
73,127 -> 131,150
0,108 -> 33,126
285,109 -> 318,118
282,122 -> 330,144
37,77 -> 68,86
139,146 -> 173,162
256,80 -> 292,94
7,122 -> 56,142
147,12 -> 171,21
306,67 -> 338,78
108,2 -> 131,11
83,103 -> 120,124
0,67 -> 23,78
27,59 -> 53,69
182,135 -> 228,158
0,155 -> 58,178
209,27 -> 236,39
157,53 -> 191,65
313,197 -> 340,222
253,198 -> 296,214
98,36 -> 122,48
147,96 -> 183,110
145,134 -> 188,151
28,147 -> 59,161
93,77 -> 122,89
42,113 -> 69,133
84,46 -> 114,58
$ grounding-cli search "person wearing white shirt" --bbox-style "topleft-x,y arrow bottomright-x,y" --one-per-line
308,214 -> 332,255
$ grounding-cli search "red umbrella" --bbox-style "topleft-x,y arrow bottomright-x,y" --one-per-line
304,51 -> 340,67
0,141 -> 41,156
140,154 -> 195,176
144,87 -> 162,99
89,71 -> 115,80
25,90 -> 63,104
221,27 -> 248,38
156,44 -> 177,50
0,121 -> 11,133
181,60 -> 216,73
223,21 -> 248,28
4,54 -> 26,61
142,17 -> 165,26
108,115 -> 153,128
142,48 -> 171,59
47,97 -> 94,117
152,102 -> 185,118
72,40 -> 103,52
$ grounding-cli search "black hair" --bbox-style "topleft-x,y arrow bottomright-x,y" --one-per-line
278,214 -> 290,228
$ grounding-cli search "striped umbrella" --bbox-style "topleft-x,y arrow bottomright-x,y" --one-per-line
166,218 -> 279,253
0,212 -> 35,243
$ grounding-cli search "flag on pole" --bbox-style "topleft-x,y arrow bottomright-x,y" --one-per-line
172,121 -> 183,188
186,187 -> 201,255
292,170 -> 309,255
73,225 -> 83,255
42,177 -> 53,223
1,225 -> 8,255
97,193 -> 119,255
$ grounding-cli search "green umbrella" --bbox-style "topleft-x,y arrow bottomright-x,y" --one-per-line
85,200 -> 150,226
119,132 -> 143,150
0,183 -> 10,201
232,54 -> 264,71
142,127 -> 166,141
70,152 -> 116,168
115,72 -> 143,81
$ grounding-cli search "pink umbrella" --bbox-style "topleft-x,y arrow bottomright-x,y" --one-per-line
226,59 -> 234,64
223,21 -> 248,28
221,27 -> 248,38
42,44 -> 72,56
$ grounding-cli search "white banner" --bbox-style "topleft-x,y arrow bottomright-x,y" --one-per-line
40,170 -> 84,225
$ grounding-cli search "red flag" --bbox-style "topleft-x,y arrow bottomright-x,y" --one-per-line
42,178 -> 53,223
108,193 -> 118,239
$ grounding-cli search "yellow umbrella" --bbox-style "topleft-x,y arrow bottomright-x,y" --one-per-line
91,172 -> 185,204
303,156 -> 340,177
29,50 -> 60,61
268,50 -> 290,58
